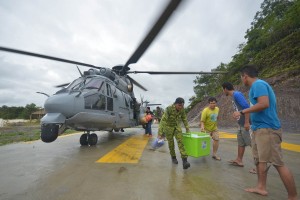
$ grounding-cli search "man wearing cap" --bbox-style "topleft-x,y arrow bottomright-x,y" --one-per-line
158,97 -> 191,169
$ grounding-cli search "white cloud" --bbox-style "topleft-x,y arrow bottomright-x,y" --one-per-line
0,0 -> 263,108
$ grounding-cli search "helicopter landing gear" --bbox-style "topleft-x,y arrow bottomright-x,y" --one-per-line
80,132 -> 98,146
41,124 -> 59,143
80,133 -> 88,146
114,128 -> 120,132
88,133 -> 98,145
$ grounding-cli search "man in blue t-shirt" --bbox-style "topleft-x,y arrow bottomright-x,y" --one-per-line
233,65 -> 297,199
222,82 -> 255,173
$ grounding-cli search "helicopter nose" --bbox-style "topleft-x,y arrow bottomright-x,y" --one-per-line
44,93 -> 76,117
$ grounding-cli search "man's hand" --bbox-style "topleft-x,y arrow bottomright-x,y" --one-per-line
233,111 -> 241,119
244,122 -> 250,131
200,126 -> 205,132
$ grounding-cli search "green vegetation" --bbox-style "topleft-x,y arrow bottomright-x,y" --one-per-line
0,103 -> 40,119
191,0 -> 300,107
0,122 -> 79,146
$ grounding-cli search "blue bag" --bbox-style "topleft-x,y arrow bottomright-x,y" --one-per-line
151,138 -> 165,149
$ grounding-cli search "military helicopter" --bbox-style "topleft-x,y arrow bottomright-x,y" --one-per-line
0,0 -> 226,146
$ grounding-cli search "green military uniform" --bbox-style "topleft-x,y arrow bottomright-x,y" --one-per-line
158,104 -> 190,158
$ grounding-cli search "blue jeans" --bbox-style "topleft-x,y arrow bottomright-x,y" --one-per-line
145,122 -> 152,135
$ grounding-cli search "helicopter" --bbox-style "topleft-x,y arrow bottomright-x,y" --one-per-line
0,0 -> 226,146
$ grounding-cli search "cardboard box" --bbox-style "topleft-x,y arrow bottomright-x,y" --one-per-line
183,132 -> 211,158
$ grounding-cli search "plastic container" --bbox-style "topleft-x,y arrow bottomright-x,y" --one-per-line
151,138 -> 165,149
183,132 -> 211,158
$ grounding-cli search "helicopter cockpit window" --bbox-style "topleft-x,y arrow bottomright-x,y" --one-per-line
84,78 -> 103,90
67,77 -> 92,91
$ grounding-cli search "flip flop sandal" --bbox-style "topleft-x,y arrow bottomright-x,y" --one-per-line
249,168 -> 257,174
229,161 -> 244,167
212,155 -> 221,161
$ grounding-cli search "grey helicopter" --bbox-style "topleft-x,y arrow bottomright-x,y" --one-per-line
0,0 -> 226,146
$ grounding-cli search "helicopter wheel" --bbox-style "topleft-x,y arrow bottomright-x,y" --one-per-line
80,133 -> 88,146
88,133 -> 98,146
114,128 -> 120,132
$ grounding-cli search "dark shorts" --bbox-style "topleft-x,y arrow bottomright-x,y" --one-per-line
237,127 -> 251,147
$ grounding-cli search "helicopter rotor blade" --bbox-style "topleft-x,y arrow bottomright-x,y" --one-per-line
127,71 -> 228,75
55,83 -> 70,88
0,46 -> 101,69
147,103 -> 162,106
123,0 -> 183,73
127,75 -> 148,91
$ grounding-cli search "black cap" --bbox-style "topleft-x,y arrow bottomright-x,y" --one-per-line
174,97 -> 184,104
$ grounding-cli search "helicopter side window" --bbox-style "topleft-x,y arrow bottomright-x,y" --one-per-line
96,94 -> 106,110
106,83 -> 113,111
107,97 -> 113,111
84,93 -> 106,110
123,93 -> 129,107
106,83 -> 112,97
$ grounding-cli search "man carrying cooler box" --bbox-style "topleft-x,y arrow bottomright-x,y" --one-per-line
158,97 -> 191,169
200,97 -> 221,161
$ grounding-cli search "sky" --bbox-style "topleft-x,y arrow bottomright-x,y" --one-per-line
0,0 -> 263,109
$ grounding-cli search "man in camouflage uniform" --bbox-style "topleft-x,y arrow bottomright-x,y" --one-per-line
158,97 -> 191,169
156,106 -> 163,123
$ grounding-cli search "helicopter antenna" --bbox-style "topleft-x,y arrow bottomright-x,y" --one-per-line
76,65 -> 83,77
36,92 -> 50,97
122,0 -> 183,75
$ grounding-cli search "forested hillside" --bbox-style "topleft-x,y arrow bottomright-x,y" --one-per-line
187,0 -> 300,132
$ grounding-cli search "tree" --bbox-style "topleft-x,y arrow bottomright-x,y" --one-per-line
21,103 -> 39,119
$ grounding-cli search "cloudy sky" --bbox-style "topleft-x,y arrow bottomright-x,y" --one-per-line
0,0 -> 263,109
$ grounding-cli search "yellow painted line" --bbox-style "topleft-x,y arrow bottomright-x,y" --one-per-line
282,142 -> 300,153
219,131 -> 300,153
219,132 -> 237,139
96,135 -> 149,163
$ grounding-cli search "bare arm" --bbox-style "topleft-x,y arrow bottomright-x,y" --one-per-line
200,121 -> 205,131
244,113 -> 250,130
233,96 -> 269,119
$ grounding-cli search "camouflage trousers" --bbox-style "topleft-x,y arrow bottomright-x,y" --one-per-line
164,126 -> 187,158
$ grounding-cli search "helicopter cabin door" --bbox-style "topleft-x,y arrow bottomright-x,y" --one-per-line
109,84 -> 133,128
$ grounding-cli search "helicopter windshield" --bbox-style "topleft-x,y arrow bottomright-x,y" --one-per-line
67,77 -> 92,91
83,78 -> 104,90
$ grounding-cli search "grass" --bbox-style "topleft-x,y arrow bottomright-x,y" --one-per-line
0,122 -> 79,146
